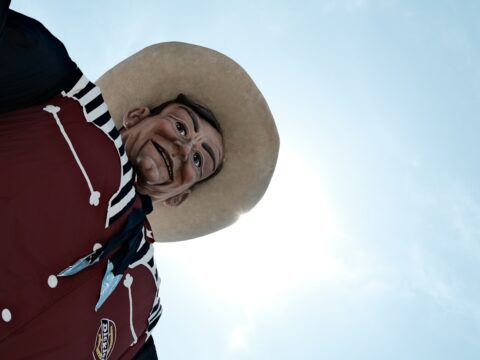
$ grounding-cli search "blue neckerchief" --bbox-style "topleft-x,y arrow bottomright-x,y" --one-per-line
58,194 -> 154,311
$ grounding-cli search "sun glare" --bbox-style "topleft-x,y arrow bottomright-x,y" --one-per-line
154,151 -> 348,316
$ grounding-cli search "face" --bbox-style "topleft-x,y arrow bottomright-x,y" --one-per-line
120,103 -> 224,205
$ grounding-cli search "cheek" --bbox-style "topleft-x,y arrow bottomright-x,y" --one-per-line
139,160 -> 160,182
151,121 -> 177,138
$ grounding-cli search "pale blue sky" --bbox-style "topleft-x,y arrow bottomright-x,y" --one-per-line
12,0 -> 480,359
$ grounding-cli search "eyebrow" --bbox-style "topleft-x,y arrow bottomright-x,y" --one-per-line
202,143 -> 217,172
178,105 -> 199,132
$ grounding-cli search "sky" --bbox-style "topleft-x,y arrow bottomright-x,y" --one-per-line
11,0 -> 480,359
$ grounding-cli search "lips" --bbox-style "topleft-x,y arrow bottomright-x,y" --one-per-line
153,142 -> 173,180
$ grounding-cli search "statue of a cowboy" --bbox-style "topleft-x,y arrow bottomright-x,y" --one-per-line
0,1 -> 279,359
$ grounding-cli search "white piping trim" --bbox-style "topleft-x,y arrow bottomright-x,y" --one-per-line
43,105 -> 100,207
128,245 -> 156,283
62,76 -> 134,228
127,241 -> 162,341
123,273 -> 138,346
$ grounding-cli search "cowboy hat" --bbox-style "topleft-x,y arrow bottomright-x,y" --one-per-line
96,42 -> 279,241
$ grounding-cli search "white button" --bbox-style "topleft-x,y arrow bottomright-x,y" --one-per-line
2,308 -> 11,322
93,243 -> 102,251
48,275 -> 58,288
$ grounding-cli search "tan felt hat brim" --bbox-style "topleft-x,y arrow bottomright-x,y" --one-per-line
97,42 -> 279,242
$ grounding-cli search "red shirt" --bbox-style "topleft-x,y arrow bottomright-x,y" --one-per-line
0,74 -> 161,359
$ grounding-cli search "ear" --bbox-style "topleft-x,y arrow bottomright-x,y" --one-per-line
122,107 -> 151,129
162,190 -> 191,207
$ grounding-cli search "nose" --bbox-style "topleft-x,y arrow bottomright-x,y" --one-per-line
174,140 -> 193,162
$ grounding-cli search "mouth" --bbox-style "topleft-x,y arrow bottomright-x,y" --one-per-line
152,142 -> 173,181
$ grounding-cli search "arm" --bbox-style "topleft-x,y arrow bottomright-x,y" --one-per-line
0,0 -> 10,36
0,2 -> 79,114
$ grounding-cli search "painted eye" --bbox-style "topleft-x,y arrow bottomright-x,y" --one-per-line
176,122 -> 187,136
193,152 -> 202,168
